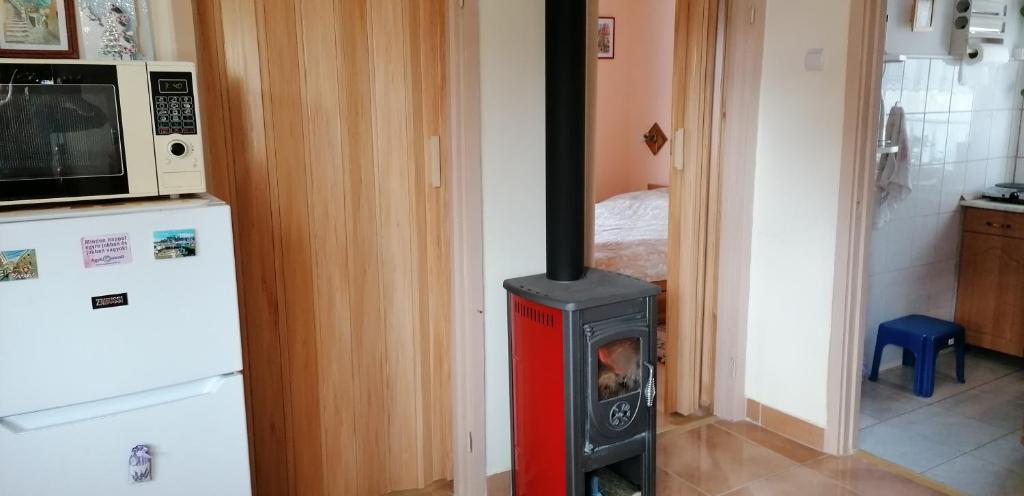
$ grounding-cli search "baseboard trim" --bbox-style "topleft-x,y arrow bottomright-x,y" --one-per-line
745,399 -> 825,451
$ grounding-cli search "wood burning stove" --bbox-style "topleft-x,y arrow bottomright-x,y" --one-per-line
504,0 -> 659,493
505,270 -> 659,495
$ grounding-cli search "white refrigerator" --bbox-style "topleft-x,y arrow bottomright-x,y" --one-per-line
0,196 -> 251,495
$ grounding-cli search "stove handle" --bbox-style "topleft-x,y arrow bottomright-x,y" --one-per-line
644,362 -> 656,408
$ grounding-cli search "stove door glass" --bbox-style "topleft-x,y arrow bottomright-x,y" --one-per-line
596,337 -> 642,402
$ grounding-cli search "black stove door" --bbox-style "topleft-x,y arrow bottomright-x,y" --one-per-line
584,315 -> 653,450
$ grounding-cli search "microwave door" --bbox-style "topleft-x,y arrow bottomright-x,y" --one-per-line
0,84 -> 124,183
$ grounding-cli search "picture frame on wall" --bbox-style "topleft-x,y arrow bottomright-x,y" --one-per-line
0,0 -> 79,58
77,0 -> 155,61
912,0 -> 935,32
598,16 -> 615,59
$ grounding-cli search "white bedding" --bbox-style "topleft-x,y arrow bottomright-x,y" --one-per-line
593,188 -> 669,282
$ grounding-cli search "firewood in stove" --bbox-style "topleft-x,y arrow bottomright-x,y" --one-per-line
593,468 -> 641,496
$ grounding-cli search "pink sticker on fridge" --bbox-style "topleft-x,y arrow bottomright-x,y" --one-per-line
81,233 -> 132,268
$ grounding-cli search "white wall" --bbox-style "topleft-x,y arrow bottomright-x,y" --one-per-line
479,0 -> 547,476
886,0 -> 1024,56
744,0 -> 853,428
150,0 -> 197,63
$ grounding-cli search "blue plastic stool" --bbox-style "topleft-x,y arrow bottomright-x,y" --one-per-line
868,315 -> 965,398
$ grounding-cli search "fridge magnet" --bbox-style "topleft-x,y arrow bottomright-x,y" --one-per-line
128,444 -> 152,483
76,0 -> 154,61
153,229 -> 196,260
81,233 -> 132,268
0,0 -> 79,59
0,249 -> 38,282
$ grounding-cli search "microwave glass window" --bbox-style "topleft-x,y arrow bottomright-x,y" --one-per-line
0,84 -> 124,182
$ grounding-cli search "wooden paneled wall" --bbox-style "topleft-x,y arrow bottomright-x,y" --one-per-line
192,1 -> 451,494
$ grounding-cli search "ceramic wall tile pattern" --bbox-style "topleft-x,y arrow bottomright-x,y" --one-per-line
865,58 -> 1024,371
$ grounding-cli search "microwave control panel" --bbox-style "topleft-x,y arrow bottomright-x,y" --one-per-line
149,71 -> 198,136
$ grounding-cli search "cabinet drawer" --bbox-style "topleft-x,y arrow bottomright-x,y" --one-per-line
963,207 -> 1024,240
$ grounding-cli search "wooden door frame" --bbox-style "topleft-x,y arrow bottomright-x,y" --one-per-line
661,0 -> 723,416
448,0 -> 487,494
825,0 -> 886,454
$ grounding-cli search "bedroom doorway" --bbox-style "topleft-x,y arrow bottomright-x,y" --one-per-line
588,0 -> 721,418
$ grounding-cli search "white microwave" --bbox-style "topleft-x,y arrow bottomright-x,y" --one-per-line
0,60 -> 206,207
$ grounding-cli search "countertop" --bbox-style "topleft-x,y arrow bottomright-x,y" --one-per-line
960,198 -> 1024,214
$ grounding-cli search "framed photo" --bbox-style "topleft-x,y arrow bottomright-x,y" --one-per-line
0,0 -> 78,58
912,0 -> 935,32
77,0 -> 155,61
598,16 -> 615,59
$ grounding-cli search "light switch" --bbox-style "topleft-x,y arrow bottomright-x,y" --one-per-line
805,48 -> 824,72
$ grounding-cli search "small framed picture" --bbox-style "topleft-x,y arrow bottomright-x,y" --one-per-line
598,17 -> 615,59
912,0 -> 935,32
0,0 -> 79,58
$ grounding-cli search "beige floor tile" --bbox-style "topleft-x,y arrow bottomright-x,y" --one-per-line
714,420 -> 825,464
656,424 -> 795,495
804,455 -> 946,496
722,466 -> 858,496
658,468 -> 708,496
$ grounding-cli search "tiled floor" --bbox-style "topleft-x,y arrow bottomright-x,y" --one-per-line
401,420 -> 946,495
859,348 -> 1024,495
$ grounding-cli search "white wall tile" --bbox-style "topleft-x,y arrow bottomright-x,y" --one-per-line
994,61 -> 1022,111
934,213 -> 962,263
964,160 -> 990,198
911,214 -> 941,265
887,217 -> 916,270
901,59 -> 930,114
951,67 -> 975,112
866,55 -> 1024,373
926,59 -> 955,113
921,113 -> 949,164
967,111 -> 992,161
987,157 -> 1013,186
882,61 -> 905,113
905,113 -> 926,165
913,164 -> 943,216
940,161 -> 967,213
988,110 -> 1015,158
945,112 -> 971,162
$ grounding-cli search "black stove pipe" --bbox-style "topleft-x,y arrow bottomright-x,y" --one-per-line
545,0 -> 587,282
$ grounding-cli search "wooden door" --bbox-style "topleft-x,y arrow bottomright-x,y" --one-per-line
956,232 -> 1024,356
192,0 -> 451,494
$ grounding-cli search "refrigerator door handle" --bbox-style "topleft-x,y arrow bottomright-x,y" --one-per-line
0,373 -> 236,434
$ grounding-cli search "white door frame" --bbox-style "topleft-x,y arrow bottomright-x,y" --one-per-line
824,0 -> 886,454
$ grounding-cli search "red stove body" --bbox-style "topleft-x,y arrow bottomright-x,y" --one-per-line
506,269 -> 659,495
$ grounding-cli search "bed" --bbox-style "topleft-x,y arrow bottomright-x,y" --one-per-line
593,186 -> 669,359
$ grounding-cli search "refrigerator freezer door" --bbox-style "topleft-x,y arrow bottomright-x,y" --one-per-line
0,202 -> 242,417
0,373 -> 251,495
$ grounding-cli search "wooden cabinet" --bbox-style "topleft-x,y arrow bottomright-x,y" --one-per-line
955,208 -> 1024,357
